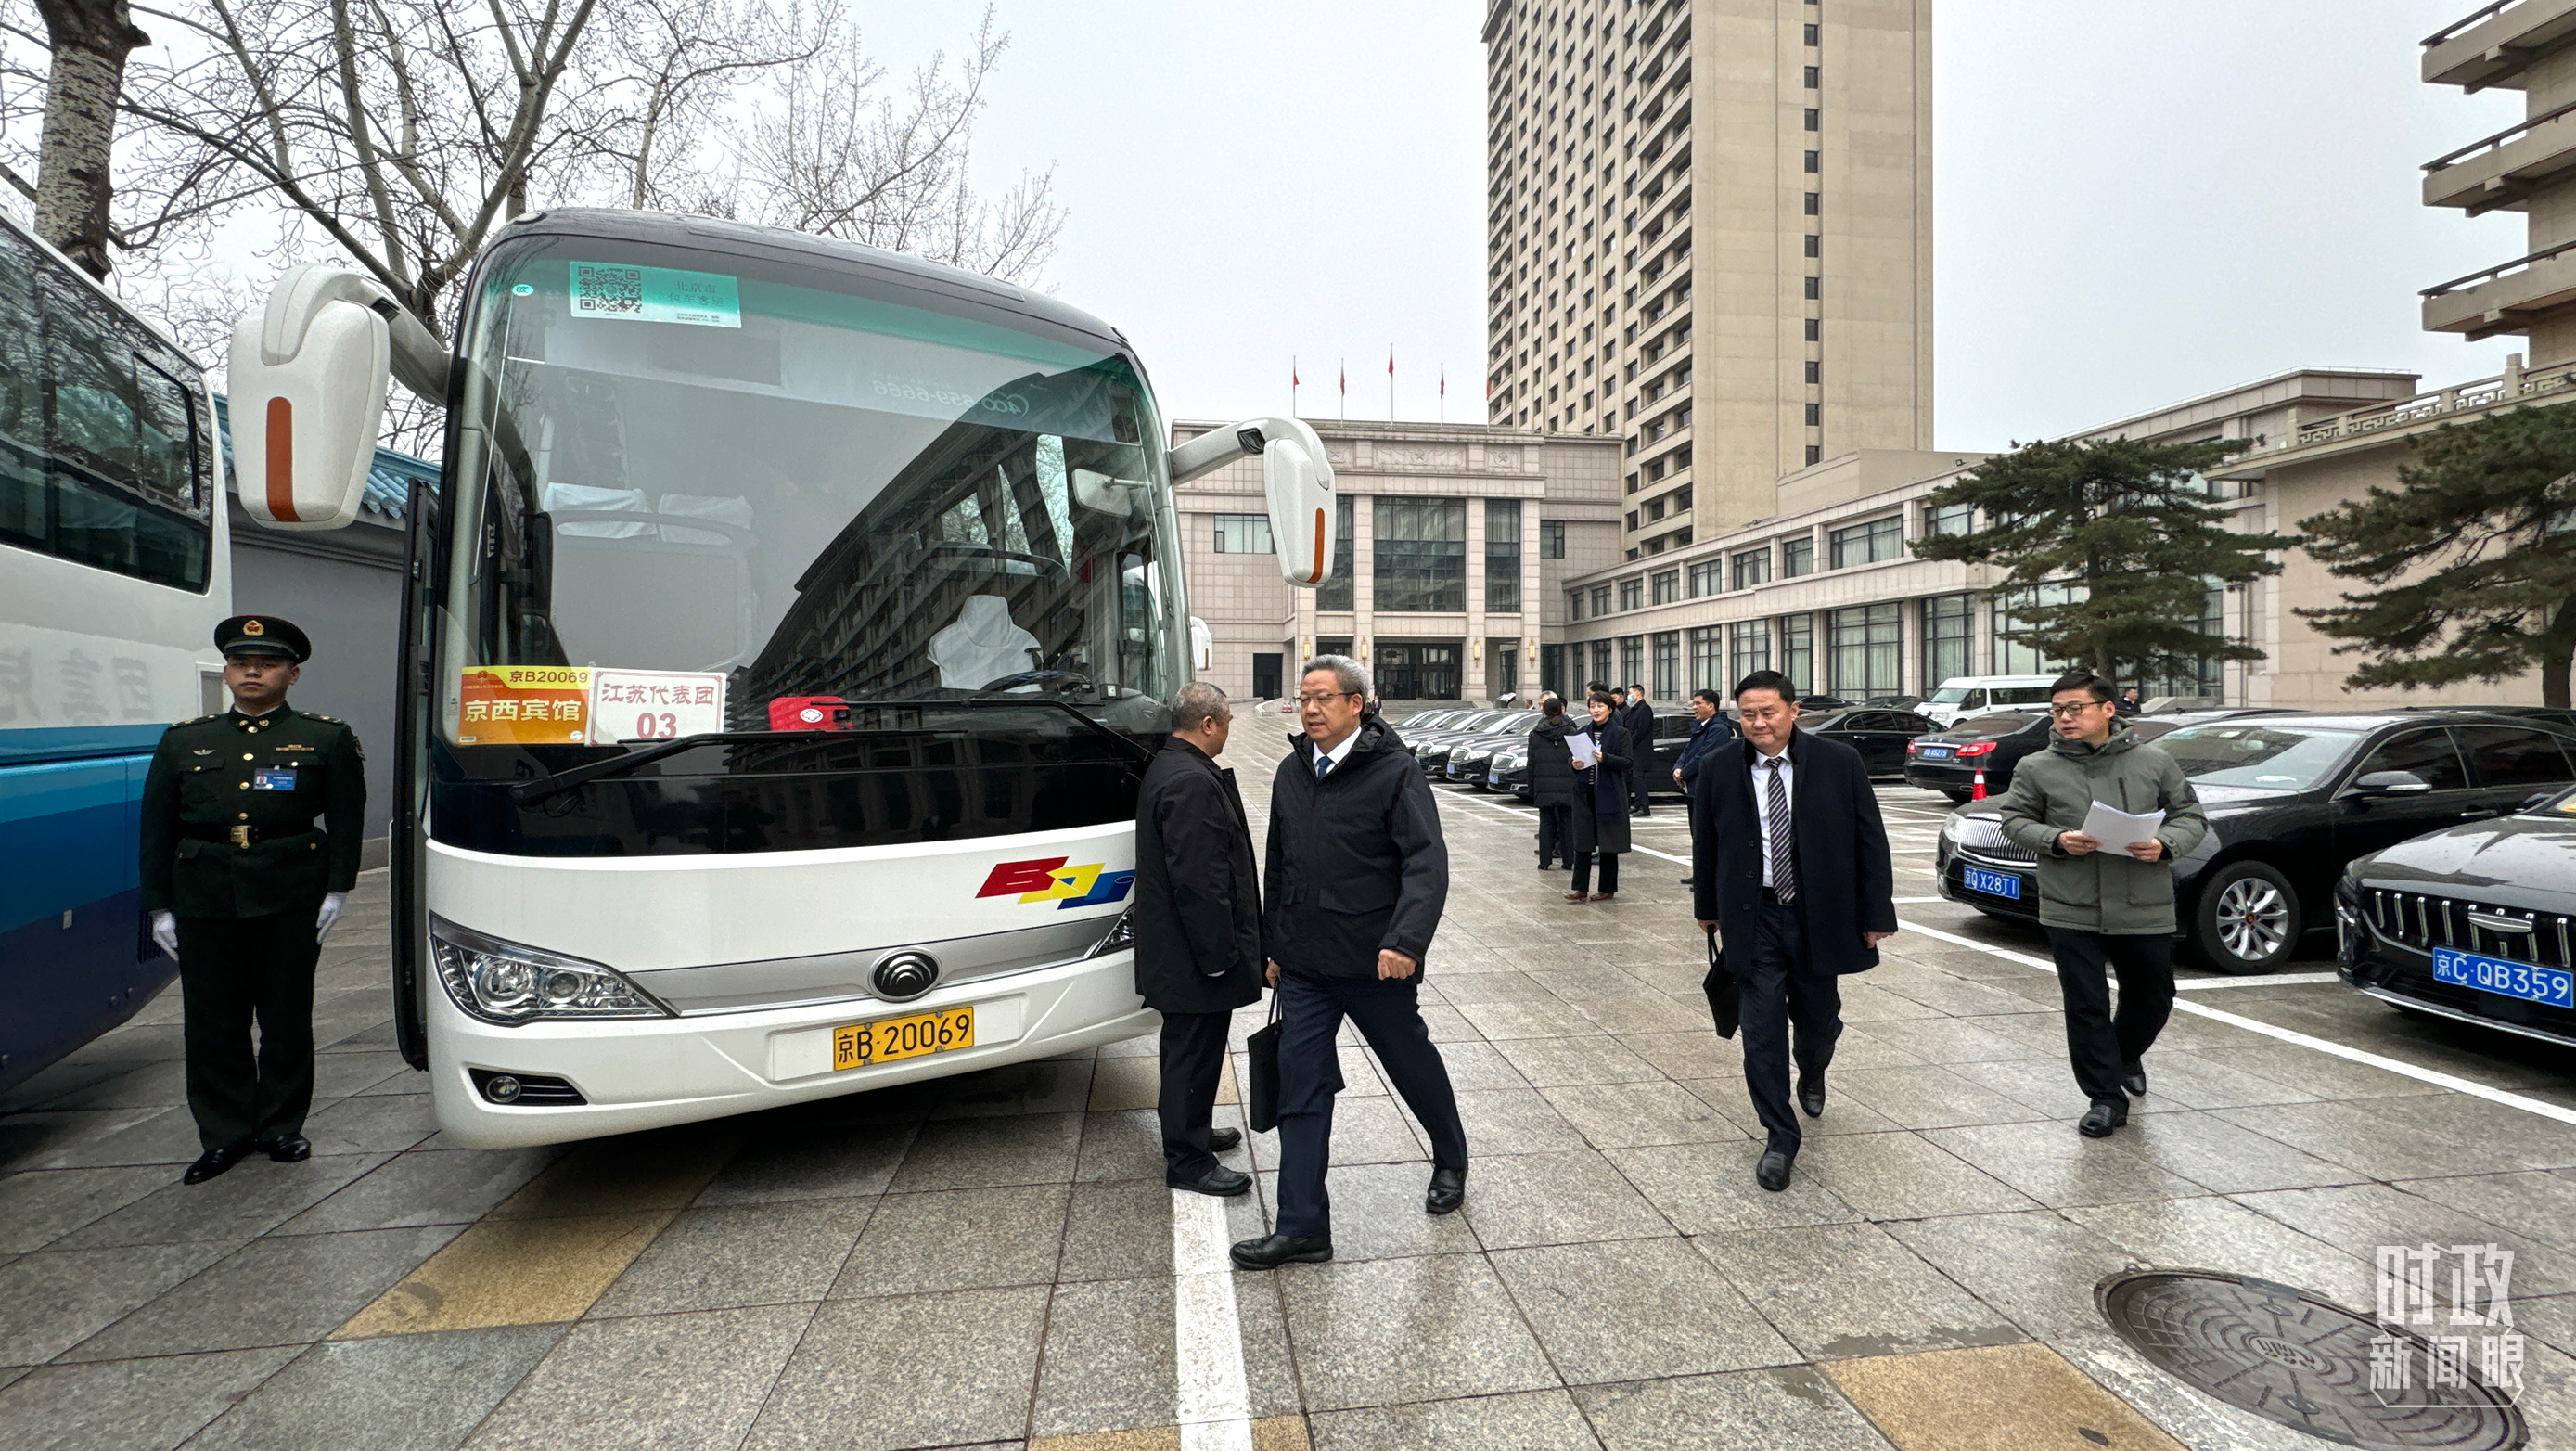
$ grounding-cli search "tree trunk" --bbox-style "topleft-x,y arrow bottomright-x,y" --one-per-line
2544,597 -> 2576,709
32,0 -> 148,279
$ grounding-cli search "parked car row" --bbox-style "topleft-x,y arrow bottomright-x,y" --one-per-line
1934,710 -> 2576,991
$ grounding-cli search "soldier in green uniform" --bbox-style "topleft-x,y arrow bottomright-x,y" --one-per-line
140,616 -> 366,1185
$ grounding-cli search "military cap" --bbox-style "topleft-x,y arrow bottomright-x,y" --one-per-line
215,614 -> 312,662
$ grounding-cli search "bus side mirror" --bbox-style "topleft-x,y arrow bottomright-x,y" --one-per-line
1263,435 -> 1334,586
228,265 -> 392,531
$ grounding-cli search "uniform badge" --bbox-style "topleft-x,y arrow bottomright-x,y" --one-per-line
278,742 -> 314,751
241,619 -> 264,636
190,748 -> 213,756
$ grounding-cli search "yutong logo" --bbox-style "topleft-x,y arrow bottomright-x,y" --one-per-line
977,857 -> 1136,909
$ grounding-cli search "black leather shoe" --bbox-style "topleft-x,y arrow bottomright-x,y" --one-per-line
1230,1232 -> 1333,1269
2121,1061 -> 2147,1098
1169,1163 -> 1253,1197
1755,1146 -> 1796,1192
2079,1099 -> 2129,1138
183,1144 -> 250,1185
262,1134 -> 312,1163
1426,1165 -> 1467,1214
1798,1074 -> 1826,1119
1208,1127 -> 1243,1154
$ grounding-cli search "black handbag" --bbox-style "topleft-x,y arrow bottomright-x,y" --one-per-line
1245,989 -> 1286,1133
1700,929 -> 1740,1040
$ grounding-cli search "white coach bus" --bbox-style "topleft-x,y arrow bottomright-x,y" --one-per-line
229,210 -> 1334,1147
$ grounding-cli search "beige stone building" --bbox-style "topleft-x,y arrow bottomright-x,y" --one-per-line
1173,420 -> 1622,703
1557,369 -> 2427,707
1479,0 -> 1933,555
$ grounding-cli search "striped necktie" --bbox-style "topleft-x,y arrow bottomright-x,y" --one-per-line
1763,757 -> 1797,903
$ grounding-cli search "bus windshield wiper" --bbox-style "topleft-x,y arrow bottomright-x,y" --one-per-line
506,732 -> 805,805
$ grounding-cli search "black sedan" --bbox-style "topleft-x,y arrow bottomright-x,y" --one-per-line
1902,711 -> 2050,802
1491,709 -> 1701,799
2338,786 -> 2576,1047
1937,710 -> 2576,973
1416,711 -> 1540,775
1801,707 -> 1939,777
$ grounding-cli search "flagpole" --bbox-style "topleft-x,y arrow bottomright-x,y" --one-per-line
1389,347 -> 1396,422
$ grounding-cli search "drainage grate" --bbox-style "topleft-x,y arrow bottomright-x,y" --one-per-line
2096,1269 -> 2525,1450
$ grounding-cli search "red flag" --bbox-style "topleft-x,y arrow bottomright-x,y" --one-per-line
1440,366 -> 1446,399
1292,359 -> 1300,387
1339,361 -> 1345,394
1387,348 -> 1395,378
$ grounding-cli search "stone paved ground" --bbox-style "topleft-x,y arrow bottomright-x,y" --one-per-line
5,703 -> 2576,1449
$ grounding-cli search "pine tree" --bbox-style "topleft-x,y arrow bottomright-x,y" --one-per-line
2298,405 -> 2576,708
1912,436 -> 2290,685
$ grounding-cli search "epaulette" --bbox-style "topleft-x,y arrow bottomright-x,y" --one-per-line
173,713 -> 218,726
301,711 -> 343,724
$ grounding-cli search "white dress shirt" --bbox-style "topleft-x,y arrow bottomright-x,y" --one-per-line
1749,744 -> 1794,889
1312,726 -> 1361,778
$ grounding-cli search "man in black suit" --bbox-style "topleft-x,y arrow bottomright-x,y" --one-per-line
1232,656 -> 1467,1269
1690,670 -> 1897,1191
1132,682 -> 1264,1198
1622,684 -> 1658,816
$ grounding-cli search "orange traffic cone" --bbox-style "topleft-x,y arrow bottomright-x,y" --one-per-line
1970,765 -> 1987,802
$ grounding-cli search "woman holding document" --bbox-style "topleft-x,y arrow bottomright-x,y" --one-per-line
1564,691 -> 1633,902
1993,671 -> 2208,1138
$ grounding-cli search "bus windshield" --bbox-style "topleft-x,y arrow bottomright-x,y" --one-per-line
438,236 -> 1188,753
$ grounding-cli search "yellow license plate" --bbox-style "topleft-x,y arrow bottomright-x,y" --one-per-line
833,1004 -> 974,1071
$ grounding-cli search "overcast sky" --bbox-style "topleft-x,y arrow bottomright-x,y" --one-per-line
860,0 -> 2530,450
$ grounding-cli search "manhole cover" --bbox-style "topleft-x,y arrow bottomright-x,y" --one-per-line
2096,1270 -> 2525,1449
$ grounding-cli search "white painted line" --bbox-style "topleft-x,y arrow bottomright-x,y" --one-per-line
1171,1189 -> 1254,1451
2175,971 -> 2344,990
1891,896 -> 1946,903
1893,918 -> 2576,1127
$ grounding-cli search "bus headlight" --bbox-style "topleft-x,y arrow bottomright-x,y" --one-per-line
429,917 -> 671,1026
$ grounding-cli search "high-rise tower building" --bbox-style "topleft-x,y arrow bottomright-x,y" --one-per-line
1480,0 -> 1933,557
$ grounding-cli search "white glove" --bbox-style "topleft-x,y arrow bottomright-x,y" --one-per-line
316,891 -> 347,944
151,910 -> 178,959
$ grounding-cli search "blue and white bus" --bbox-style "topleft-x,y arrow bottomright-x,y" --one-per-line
0,208 -> 228,1093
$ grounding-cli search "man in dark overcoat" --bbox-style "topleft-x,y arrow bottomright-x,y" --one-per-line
1231,656 -> 1467,1269
1621,683 -> 1659,816
1689,670 -> 1896,1192
1527,695 -> 1581,870
1133,682 -> 1265,1196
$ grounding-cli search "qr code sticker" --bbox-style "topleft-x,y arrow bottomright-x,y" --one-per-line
574,264 -> 644,315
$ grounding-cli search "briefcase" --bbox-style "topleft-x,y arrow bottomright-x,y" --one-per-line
1700,929 -> 1740,1040
1246,991 -> 1285,1133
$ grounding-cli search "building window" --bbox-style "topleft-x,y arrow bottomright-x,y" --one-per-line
1373,496 -> 1467,612
1806,445 -> 1823,466
1728,620 -> 1771,684
1804,107 -> 1820,130
2133,587 -> 2229,699
1803,150 -> 1820,173
1805,360 -> 1822,383
1804,317 -> 1820,341
1924,592 -> 1974,688
1782,536 -> 1814,577
1651,632 -> 1681,699
1803,192 -> 1820,216
1804,22 -> 1820,45
1621,636 -> 1645,689
1829,515 -> 1903,568
1567,589 -> 1583,623
1804,234 -> 1820,258
1591,584 -> 1612,616
1627,508 -> 1641,531
1540,519 -> 1567,558
1923,502 -> 1972,539
1731,547 -> 1771,589
1993,583 -> 2082,676
1689,559 -> 1724,597
1803,64 -> 1820,87
1827,602 -> 1903,698
1315,494 -> 1356,610
1619,577 -> 1644,610
1651,569 -> 1679,604
1779,614 -> 1814,694
1590,638 -> 1615,687
1688,625 -> 1724,692
1212,514 -> 1274,554
1805,402 -> 1822,427
1486,498 -> 1523,611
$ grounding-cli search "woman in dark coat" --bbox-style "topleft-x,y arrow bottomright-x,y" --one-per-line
1566,689 -> 1632,902
1527,696 -> 1581,870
